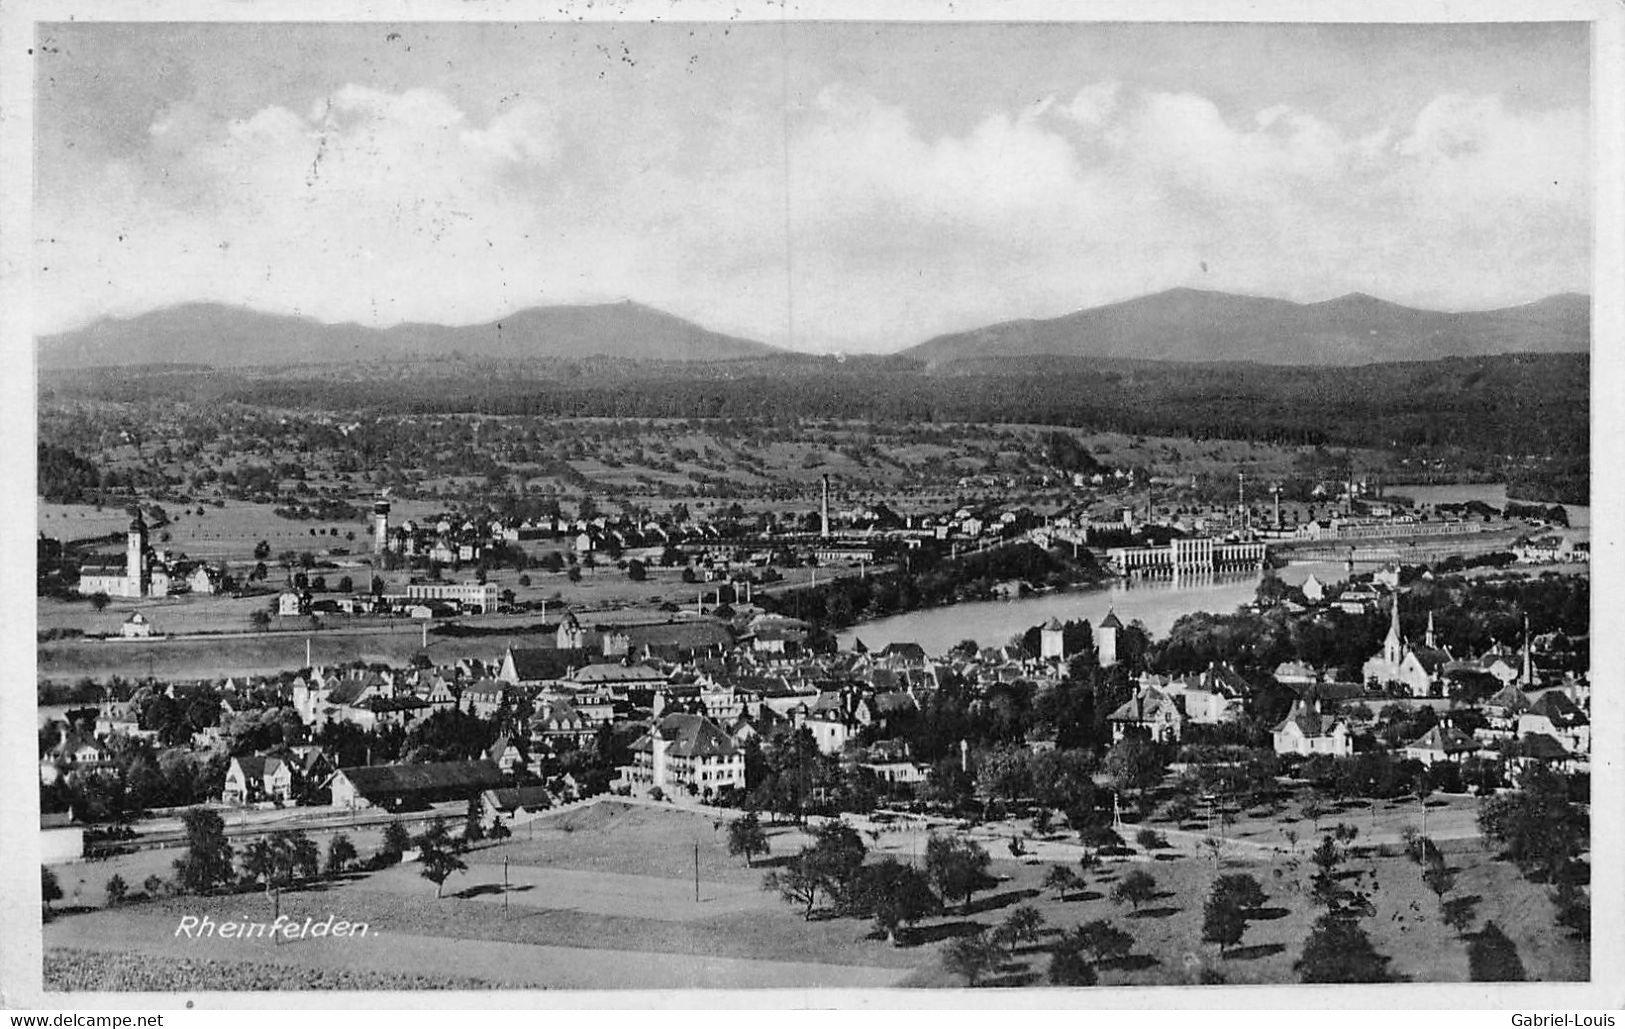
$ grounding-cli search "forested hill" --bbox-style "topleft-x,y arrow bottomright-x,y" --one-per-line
904,289 -> 1589,368
37,300 -> 781,368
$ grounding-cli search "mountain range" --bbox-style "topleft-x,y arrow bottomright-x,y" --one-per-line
902,288 -> 1590,368
37,288 -> 1589,370
36,300 -> 780,369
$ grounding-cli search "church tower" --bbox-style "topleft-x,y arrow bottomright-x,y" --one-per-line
126,511 -> 149,598
1382,595 -> 1404,666
1521,614 -> 1534,686
1424,609 -> 1436,650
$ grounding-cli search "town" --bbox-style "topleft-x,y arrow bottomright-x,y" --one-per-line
37,476 -> 1590,989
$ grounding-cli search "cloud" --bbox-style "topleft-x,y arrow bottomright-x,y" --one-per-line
35,79 -> 1588,351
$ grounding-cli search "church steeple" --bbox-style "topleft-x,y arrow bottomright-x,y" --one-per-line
1383,594 -> 1404,666
1425,609 -> 1436,650
1521,614 -> 1534,686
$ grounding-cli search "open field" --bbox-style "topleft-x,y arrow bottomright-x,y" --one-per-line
41,798 -> 1585,990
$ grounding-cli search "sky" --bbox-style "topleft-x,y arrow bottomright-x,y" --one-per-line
32,19 -> 1592,353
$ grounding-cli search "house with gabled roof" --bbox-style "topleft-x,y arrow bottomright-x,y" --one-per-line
1518,691 -> 1589,756
1107,687 -> 1184,743
621,712 -> 744,798
1482,682 -> 1530,729
1271,698 -> 1351,757
487,734 -> 526,774
1402,723 -> 1480,766
480,785 -> 554,827
38,727 -> 113,786
499,646 -> 563,686
222,754 -> 294,804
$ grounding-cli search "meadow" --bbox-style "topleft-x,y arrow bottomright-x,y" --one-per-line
41,799 -> 1583,992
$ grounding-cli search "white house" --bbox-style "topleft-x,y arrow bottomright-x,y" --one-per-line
620,713 -> 745,798
1271,699 -> 1352,757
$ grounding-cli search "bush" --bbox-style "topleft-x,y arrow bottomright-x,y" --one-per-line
1135,828 -> 1168,850
105,875 -> 128,906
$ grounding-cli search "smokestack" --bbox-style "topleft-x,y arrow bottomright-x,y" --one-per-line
960,738 -> 969,773
820,475 -> 831,539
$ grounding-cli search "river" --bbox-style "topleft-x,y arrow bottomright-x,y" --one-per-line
837,560 -> 1348,657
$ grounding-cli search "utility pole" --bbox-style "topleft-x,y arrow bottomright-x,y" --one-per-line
503,855 -> 509,920
694,840 -> 700,903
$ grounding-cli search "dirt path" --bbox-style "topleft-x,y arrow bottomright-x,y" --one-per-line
46,914 -> 908,990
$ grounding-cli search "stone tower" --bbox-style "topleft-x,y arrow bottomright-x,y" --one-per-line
126,511 -> 148,598
372,498 -> 391,555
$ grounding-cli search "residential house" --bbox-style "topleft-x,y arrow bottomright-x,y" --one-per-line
38,727 -> 113,786
222,755 -> 294,804
1271,698 -> 1352,757
1402,724 -> 1480,766
1518,691 -> 1590,757
487,734 -> 526,774
1106,687 -> 1184,743
621,713 -> 745,798
460,679 -> 508,719
480,785 -> 554,827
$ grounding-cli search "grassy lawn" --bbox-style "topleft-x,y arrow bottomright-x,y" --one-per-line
39,797 -> 1584,991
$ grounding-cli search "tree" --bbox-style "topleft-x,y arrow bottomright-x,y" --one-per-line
380,819 -> 412,864
105,874 -> 129,906
417,818 -> 467,899
851,858 -> 940,944
250,609 -> 272,632
325,834 -> 358,875
999,905 -> 1046,952
89,591 -> 110,612
942,930 -> 1001,987
1043,864 -> 1084,902
1072,919 -> 1134,963
1103,736 -> 1167,808
41,867 -> 63,911
1135,827 -> 1168,851
763,859 -> 822,920
726,812 -> 769,868
1202,892 -> 1248,955
489,816 -> 512,840
1048,941 -> 1099,986
805,821 -> 868,910
1467,921 -> 1527,982
1211,873 -> 1268,914
1296,913 -> 1390,983
1111,869 -> 1158,911
1422,855 -> 1456,904
1477,764 -> 1587,884
254,539 -> 271,560
925,834 -> 991,913
173,807 -> 234,894
627,559 -> 647,581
